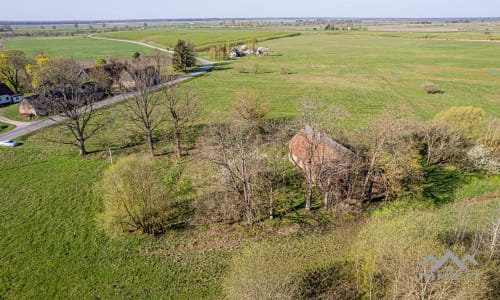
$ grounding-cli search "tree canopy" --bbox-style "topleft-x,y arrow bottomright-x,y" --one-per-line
172,39 -> 196,72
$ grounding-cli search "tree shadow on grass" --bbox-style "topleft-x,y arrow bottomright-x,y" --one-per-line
422,165 -> 465,205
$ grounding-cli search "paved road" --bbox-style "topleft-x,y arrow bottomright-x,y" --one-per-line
0,39 -> 213,142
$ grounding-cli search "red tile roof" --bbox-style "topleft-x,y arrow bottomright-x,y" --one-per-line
288,126 -> 358,180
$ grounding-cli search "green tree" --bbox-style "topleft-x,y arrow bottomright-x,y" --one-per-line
172,39 -> 196,72
0,50 -> 29,93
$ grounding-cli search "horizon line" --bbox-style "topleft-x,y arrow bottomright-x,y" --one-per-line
1,16 -> 500,24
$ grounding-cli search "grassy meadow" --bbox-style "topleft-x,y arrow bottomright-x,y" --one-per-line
1,31 -> 499,299
98,29 -> 300,50
4,37 -> 157,60
332,30 -> 500,41
183,33 -> 500,125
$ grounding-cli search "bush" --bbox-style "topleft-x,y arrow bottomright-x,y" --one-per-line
467,145 -> 500,174
280,67 -> 290,75
423,83 -> 443,94
353,206 -> 499,299
434,106 -> 487,140
95,155 -> 193,234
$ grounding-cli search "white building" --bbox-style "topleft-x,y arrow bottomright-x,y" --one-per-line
0,83 -> 23,105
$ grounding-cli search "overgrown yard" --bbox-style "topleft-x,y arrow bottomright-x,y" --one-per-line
0,130 -> 498,298
4,37 -> 158,60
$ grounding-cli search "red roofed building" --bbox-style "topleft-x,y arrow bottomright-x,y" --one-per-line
288,125 -> 359,183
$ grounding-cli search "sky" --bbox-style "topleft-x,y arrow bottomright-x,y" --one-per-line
4,0 -> 499,21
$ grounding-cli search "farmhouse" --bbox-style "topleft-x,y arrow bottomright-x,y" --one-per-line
288,125 -> 359,183
0,83 -> 23,106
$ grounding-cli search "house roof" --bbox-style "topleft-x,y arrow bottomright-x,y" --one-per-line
0,83 -> 14,96
288,125 -> 358,169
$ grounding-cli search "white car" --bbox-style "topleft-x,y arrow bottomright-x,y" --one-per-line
0,140 -> 21,147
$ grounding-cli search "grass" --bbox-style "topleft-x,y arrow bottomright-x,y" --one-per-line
329,30 -> 500,41
4,37 -> 158,61
183,33 -> 500,126
98,29 -> 300,51
0,121 -> 13,134
1,32 -> 500,299
0,103 -> 31,122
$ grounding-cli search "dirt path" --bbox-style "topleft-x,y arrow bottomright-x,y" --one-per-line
455,191 -> 500,206
0,116 -> 31,128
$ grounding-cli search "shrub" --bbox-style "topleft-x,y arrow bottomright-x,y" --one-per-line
467,145 -> 500,174
423,83 -> 443,94
95,57 -> 107,66
353,206 -> 499,299
434,106 -> 487,140
95,155 -> 193,234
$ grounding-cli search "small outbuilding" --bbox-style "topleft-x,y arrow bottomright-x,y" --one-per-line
18,96 -> 48,119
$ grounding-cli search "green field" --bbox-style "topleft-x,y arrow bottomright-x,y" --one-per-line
4,37 -> 157,60
99,29 -> 300,50
331,30 -> 500,41
185,33 -> 500,125
1,32 -> 499,299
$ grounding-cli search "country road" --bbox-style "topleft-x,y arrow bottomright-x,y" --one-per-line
0,38 -> 213,142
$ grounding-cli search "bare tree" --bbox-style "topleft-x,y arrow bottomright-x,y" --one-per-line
417,121 -> 470,166
259,120 -> 295,219
207,124 -> 262,224
37,57 -> 104,156
231,89 -> 268,130
355,109 -> 423,202
295,97 -> 348,210
164,84 -> 199,158
123,65 -> 163,157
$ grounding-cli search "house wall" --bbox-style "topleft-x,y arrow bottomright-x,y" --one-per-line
0,95 -> 11,105
12,95 -> 23,103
